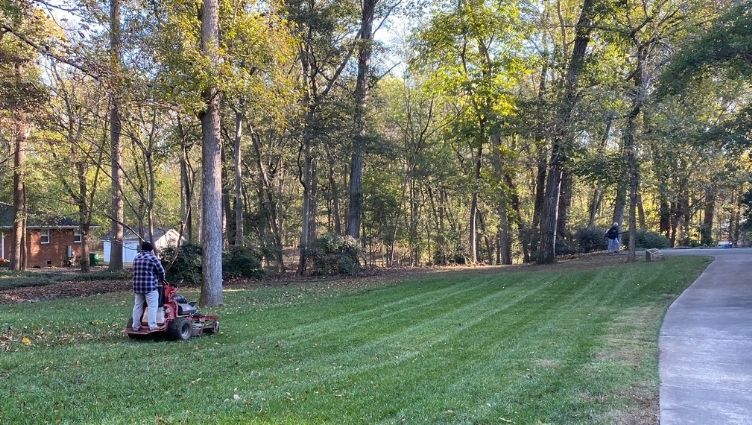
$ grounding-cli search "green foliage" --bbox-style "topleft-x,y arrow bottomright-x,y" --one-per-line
660,4 -> 752,96
554,238 -> 581,256
621,230 -> 671,249
571,150 -> 624,187
161,244 -> 203,284
222,246 -> 264,279
163,244 -> 265,282
308,234 -> 361,276
574,226 -> 609,253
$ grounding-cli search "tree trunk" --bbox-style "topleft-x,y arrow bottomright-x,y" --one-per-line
732,190 -> 742,243
180,141 -> 194,243
346,0 -> 378,239
109,0 -> 124,271
299,137 -> 313,274
492,134 -> 512,265
556,171 -> 573,238
77,162 -> 91,272
624,119 -> 639,262
625,43 -> 650,263
637,192 -> 646,229
612,180 -> 626,227
530,52 -> 549,256
221,143 -> 233,247
251,131 -> 284,271
11,90 -> 27,271
327,150 -> 342,234
701,186 -> 715,245
659,193 -> 670,238
587,189 -> 602,228
469,144 -> 482,264
199,0 -> 223,306
506,175 -> 529,263
409,177 -> 419,265
233,109 -> 245,246
537,0 -> 596,264
298,112 -> 319,274
587,114 -> 613,228
478,209 -> 494,264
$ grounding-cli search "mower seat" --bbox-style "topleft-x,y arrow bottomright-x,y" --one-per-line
177,302 -> 198,316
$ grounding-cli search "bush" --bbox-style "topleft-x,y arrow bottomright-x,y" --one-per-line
223,246 -> 264,279
621,229 -> 670,249
162,244 -> 265,283
555,238 -> 581,256
161,244 -> 202,284
574,227 -> 609,253
309,234 -> 361,276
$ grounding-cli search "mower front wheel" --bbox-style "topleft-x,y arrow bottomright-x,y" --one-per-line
169,317 -> 192,341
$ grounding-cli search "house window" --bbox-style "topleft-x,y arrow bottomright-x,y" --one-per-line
74,230 -> 82,243
40,229 -> 50,244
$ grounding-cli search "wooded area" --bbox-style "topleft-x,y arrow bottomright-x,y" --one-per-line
1,0 -> 751,303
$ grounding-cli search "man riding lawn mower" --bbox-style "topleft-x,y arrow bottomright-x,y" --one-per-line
125,241 -> 219,340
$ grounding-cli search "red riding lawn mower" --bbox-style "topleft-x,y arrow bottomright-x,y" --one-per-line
125,282 -> 219,340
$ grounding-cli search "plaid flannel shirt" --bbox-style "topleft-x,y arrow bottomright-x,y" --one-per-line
132,251 -> 165,294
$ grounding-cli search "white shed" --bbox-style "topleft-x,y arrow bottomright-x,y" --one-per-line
103,228 -> 183,265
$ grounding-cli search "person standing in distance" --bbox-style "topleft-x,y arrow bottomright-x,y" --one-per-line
131,241 -> 166,331
605,222 -> 621,255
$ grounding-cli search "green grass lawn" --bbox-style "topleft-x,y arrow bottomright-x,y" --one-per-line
0,257 -> 709,424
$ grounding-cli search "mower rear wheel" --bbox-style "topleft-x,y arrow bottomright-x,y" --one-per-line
169,317 -> 192,340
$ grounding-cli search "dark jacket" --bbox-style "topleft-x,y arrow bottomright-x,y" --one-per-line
605,226 -> 619,240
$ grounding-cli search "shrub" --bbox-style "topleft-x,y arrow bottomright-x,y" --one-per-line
574,226 -> 609,253
621,229 -> 671,249
555,238 -> 581,256
309,234 -> 361,276
0,275 -> 56,290
0,269 -> 131,291
223,246 -> 264,279
161,244 -> 202,284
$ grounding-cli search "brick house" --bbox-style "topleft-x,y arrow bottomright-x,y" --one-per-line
0,204 -> 88,268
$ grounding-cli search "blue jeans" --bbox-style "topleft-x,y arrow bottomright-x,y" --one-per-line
132,290 -> 159,330
608,238 -> 620,253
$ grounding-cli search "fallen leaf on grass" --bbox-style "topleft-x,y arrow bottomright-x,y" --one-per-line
21,336 -> 31,346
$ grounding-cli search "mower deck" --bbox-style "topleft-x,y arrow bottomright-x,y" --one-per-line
125,325 -> 167,336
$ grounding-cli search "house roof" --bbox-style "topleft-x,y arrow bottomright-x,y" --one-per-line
0,202 -> 85,229
102,227 -> 178,241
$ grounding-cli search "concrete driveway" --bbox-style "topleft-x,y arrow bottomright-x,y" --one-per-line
660,248 -> 752,424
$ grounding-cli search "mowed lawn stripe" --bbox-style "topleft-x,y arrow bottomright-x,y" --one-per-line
253,276 -> 495,345
215,268 -> 633,422
229,274 -> 555,403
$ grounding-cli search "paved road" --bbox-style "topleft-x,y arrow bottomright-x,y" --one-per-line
660,248 -> 752,424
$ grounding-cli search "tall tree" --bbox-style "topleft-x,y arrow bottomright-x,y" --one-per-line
1,1 -> 51,270
109,0 -> 124,271
346,0 -> 380,240
537,0 -> 596,264
286,0 -> 360,273
199,0 -> 223,306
